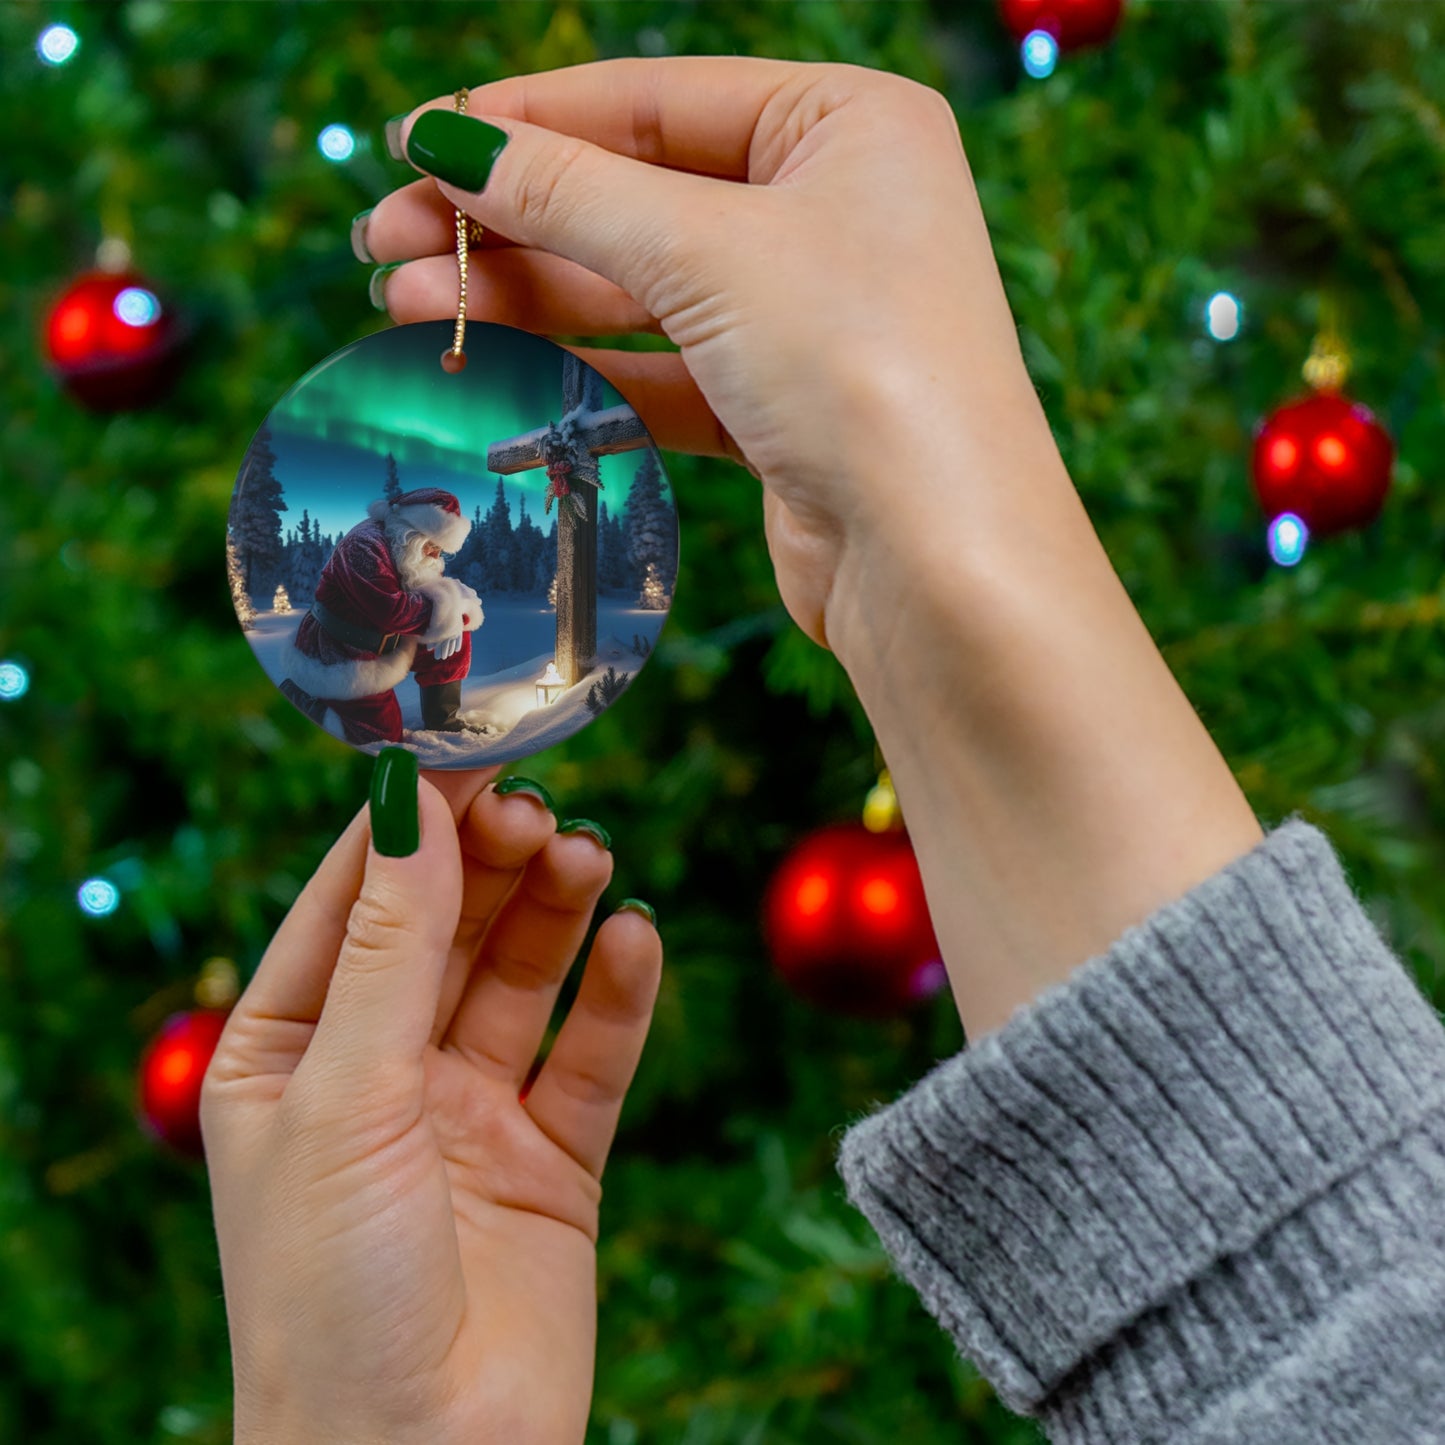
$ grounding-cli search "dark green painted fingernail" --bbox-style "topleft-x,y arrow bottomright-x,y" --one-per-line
617,898 -> 656,926
493,775 -> 555,813
384,113 -> 408,161
369,261 -> 404,311
350,208 -> 375,263
559,818 -> 612,851
370,747 -> 419,857
405,110 -> 510,192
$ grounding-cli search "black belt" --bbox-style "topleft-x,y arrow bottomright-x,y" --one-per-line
309,600 -> 406,655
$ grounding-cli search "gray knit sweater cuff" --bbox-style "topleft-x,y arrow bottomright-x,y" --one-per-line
834,816 -> 1445,1435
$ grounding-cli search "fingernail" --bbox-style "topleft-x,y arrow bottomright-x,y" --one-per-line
493,775 -> 555,813
371,747 -> 419,857
384,113 -> 408,162
405,110 -> 510,193
350,208 -> 375,263
616,898 -> 656,926
558,818 -> 612,851
369,261 -> 404,311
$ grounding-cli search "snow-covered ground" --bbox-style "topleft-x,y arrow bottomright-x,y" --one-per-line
245,595 -> 665,768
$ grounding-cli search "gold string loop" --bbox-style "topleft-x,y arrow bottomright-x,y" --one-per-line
441,87 -> 482,373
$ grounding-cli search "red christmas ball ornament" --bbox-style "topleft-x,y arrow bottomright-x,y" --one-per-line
998,0 -> 1125,50
44,269 -> 184,410
763,822 -> 946,1018
1251,392 -> 1394,538
137,1008 -> 230,1158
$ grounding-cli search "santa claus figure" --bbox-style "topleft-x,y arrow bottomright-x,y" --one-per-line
278,487 -> 484,745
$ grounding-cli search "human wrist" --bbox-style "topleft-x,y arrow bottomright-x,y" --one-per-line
824,420 -> 1262,1040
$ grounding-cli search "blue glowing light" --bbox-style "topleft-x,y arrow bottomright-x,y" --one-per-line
114,287 -> 161,328
78,878 -> 121,917
1022,30 -> 1059,79
1205,291 -> 1242,341
38,24 -> 79,66
0,661 -> 29,700
1267,512 -> 1309,567
318,124 -> 356,162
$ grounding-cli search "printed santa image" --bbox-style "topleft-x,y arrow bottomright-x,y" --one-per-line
277,487 -> 484,744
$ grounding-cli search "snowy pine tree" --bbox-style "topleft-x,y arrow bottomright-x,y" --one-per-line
534,517 -> 558,595
447,504 -> 484,586
598,501 -> 629,591
511,494 -> 543,592
230,423 -> 288,595
227,531 -> 256,630
382,451 -> 402,502
273,584 -> 291,614
287,508 -> 327,603
638,560 -> 669,610
623,450 -> 675,593
482,478 -> 514,591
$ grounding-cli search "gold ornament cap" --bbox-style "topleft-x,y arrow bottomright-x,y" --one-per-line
1302,295 -> 1350,392
863,768 -> 902,833
195,956 -> 240,1011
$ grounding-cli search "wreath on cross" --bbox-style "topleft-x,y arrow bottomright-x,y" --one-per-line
542,425 -> 601,523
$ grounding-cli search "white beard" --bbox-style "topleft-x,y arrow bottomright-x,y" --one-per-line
384,514 -> 445,592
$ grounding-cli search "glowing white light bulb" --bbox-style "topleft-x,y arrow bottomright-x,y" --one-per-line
1206,291 -> 1242,341
38,24 -> 79,66
1267,512 -> 1308,567
1022,30 -> 1059,79
0,661 -> 29,700
114,287 -> 161,327
78,878 -> 121,917
318,124 -> 356,162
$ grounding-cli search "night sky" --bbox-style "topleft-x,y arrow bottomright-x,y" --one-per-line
242,319 -> 666,542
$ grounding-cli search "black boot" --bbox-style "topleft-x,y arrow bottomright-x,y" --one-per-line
419,679 -> 474,732
280,677 -> 328,726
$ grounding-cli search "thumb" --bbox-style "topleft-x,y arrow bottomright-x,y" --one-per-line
303,749 -> 462,1091
397,106 -> 751,315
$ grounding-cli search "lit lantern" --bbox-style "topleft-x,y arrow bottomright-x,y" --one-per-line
535,660 -> 565,706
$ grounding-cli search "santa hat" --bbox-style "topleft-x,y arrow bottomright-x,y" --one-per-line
367,487 -> 471,554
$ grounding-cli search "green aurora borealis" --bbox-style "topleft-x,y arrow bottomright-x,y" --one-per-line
248,320 -> 665,541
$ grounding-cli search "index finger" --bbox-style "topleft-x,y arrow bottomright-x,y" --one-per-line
405,54 -> 811,182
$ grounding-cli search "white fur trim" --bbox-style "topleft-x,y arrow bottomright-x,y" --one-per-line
281,636 -> 418,701
414,578 -> 484,644
366,497 -> 470,553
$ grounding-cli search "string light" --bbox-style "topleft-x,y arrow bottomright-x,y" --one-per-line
1022,30 -> 1059,79
114,287 -> 162,328
37,24 -> 79,66
78,878 -> 121,917
318,124 -> 356,162
1205,291 -> 1242,341
0,661 -> 29,701
1268,512 -> 1309,568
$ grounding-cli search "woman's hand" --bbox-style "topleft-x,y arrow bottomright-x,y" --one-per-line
362,59 -> 1263,1045
201,755 -> 662,1445
361,56 -> 1062,657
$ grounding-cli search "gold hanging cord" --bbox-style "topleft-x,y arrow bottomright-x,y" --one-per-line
1302,292 -> 1350,393
442,88 -> 486,371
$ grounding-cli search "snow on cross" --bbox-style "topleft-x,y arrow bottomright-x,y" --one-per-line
486,353 -> 651,686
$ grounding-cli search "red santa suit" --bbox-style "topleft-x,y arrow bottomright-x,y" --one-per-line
280,488 -> 482,745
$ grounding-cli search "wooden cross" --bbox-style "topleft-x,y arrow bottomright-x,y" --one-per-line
486,353 -> 651,686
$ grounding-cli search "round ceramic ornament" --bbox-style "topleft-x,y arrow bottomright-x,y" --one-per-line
227,315 -> 678,769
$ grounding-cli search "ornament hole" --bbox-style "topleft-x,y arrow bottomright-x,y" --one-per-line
440,349 -> 467,374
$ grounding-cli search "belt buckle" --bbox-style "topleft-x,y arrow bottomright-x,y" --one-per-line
379,631 -> 400,655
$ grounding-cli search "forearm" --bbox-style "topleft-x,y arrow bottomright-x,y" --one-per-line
828,397 -> 1263,1042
